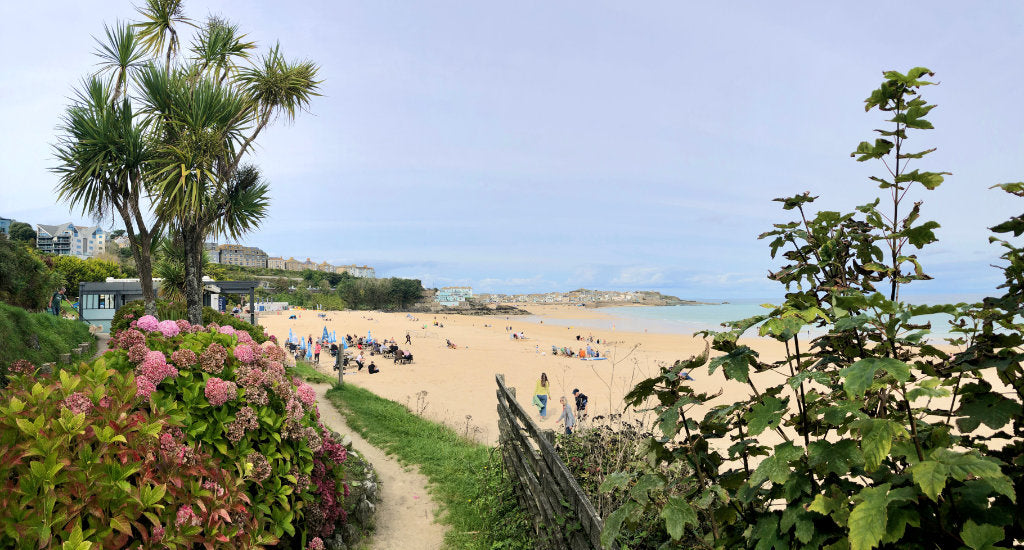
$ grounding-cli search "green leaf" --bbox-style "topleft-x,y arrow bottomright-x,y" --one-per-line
601,501 -> 637,549
910,460 -> 947,501
848,484 -> 889,550
841,357 -> 910,399
745,395 -> 786,436
858,419 -> 908,472
708,346 -> 756,383
629,474 -> 664,505
660,496 -> 697,541
961,520 -> 1006,550
808,439 -> 864,476
599,471 -> 632,493
749,442 -> 802,486
956,392 -> 1021,432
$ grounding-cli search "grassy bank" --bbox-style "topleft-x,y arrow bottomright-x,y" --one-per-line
0,302 -> 94,371
290,360 -> 336,385
325,383 -> 533,550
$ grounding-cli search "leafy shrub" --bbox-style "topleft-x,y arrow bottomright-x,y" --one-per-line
111,300 -> 268,343
601,68 -> 1023,550
0,236 -> 55,310
0,302 -> 92,380
106,314 -> 346,545
49,255 -> 124,299
0,357 -> 257,548
557,421 -> 698,549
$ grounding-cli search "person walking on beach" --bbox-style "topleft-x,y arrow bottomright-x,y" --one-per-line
48,287 -> 66,316
406,332 -> 411,345
314,341 -> 321,365
556,396 -> 575,435
534,373 -> 551,419
572,388 -> 588,420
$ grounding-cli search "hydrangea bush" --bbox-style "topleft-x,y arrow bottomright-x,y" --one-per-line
107,315 -> 348,544
0,357 -> 258,548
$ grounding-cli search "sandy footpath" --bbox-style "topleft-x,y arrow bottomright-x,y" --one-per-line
263,307 -> 790,445
310,382 -> 446,550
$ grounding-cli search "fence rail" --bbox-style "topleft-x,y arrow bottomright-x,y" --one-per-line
496,374 -> 614,550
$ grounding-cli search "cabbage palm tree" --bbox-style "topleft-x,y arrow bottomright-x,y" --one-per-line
94,22 -> 146,103
53,77 -> 163,315
133,0 -> 192,66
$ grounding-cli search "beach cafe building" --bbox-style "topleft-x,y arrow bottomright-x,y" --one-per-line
78,278 -> 258,332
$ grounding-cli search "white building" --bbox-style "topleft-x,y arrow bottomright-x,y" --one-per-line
36,222 -> 106,258
435,286 -> 473,306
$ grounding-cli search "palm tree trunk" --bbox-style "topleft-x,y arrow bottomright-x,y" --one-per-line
136,235 -> 158,316
182,224 -> 204,325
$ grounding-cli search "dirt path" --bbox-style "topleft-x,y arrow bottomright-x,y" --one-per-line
310,382 -> 447,550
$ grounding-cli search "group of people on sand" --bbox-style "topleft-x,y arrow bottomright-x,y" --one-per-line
510,331 -> 527,340
551,344 -> 601,358
532,373 -> 588,435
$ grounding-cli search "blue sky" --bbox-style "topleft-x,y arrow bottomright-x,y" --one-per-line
2,2 -> 1022,300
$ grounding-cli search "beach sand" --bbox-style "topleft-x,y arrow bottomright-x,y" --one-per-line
261,306 -> 790,445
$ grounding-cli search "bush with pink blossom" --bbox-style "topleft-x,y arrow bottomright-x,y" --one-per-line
98,312 -> 348,545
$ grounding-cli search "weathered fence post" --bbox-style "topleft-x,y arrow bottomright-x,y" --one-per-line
495,373 -> 616,550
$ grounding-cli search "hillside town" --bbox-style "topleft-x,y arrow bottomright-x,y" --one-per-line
476,289 -> 696,307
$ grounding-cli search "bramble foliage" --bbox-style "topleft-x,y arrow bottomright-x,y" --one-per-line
602,68 -> 1022,549
0,357 -> 257,548
105,316 -> 346,545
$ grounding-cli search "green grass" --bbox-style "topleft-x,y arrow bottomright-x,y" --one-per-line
289,360 -> 336,385
0,302 -> 94,372
325,383 -> 533,550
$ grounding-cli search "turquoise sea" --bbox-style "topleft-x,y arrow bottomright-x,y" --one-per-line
523,294 -> 994,341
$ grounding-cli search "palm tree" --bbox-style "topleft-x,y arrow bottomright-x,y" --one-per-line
53,77 -> 163,315
93,22 -> 146,103
133,0 -> 192,66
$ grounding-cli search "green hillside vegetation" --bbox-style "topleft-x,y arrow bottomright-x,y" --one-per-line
0,302 -> 93,375
213,264 -> 425,310
0,236 -> 57,310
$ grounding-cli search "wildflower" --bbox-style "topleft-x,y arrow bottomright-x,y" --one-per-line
62,392 -> 93,415
127,343 -> 150,363
175,505 -> 200,527
171,349 -> 198,368
296,383 -> 316,408
308,537 -> 325,550
205,377 -> 238,406
248,452 -> 271,482
135,376 -> 157,399
137,315 -> 159,332
157,319 -> 180,338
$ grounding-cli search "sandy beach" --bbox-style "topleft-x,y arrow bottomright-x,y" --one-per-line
261,306 -> 791,445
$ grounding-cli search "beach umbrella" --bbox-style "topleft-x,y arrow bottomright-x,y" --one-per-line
342,339 -> 347,351
289,328 -> 294,344
322,326 -> 329,342
330,331 -> 336,343
306,346 -> 313,359
300,338 -> 306,351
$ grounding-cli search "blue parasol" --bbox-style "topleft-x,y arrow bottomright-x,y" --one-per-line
306,346 -> 313,359
322,326 -> 329,342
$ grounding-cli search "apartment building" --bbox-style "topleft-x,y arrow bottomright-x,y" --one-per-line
216,244 -> 268,268
435,286 -> 473,306
36,222 -> 106,258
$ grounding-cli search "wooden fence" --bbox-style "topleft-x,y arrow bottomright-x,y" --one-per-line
496,374 -> 615,550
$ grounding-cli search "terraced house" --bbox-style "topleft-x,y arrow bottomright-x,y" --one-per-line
35,222 -> 106,258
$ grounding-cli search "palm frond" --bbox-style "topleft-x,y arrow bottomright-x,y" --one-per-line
132,0 -> 193,63
191,16 -> 256,81
235,43 -> 321,124
93,21 -> 148,101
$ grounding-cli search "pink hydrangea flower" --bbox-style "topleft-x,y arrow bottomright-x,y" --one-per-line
236,330 -> 253,344
308,537 -> 325,550
9,359 -> 35,375
205,377 -> 238,406
62,392 -> 93,415
248,452 -> 271,482
157,319 -> 180,338
151,524 -> 165,541
202,480 -> 225,498
175,505 -> 200,527
127,343 -> 150,363
218,325 -> 236,335
116,328 -> 145,350
175,319 -> 191,333
199,343 -> 228,374
171,349 -> 198,368
136,377 -> 157,399
296,383 -> 316,408
137,315 -> 159,332
233,344 -> 256,364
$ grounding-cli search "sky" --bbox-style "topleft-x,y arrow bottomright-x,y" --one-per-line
2,1 -> 1023,300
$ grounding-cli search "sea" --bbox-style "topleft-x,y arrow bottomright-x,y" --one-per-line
522,294 -> 995,341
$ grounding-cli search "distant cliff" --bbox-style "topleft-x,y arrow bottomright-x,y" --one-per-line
475,289 -> 709,308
